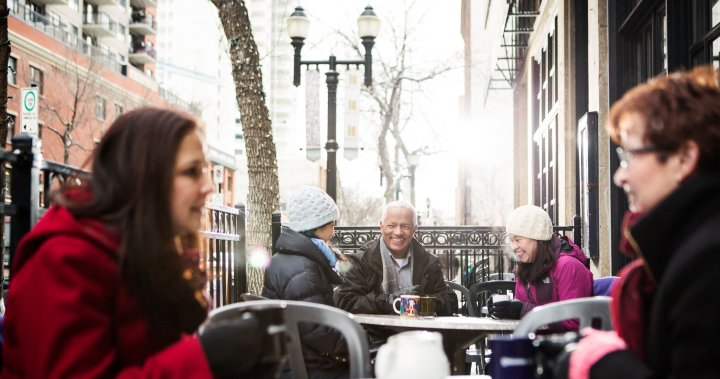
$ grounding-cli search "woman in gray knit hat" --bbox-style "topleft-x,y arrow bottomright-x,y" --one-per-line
262,186 -> 349,379
488,205 -> 593,331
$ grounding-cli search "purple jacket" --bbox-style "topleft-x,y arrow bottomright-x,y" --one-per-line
513,235 -> 593,331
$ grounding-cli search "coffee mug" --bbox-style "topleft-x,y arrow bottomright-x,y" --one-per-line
487,335 -> 535,379
492,293 -> 511,303
392,294 -> 420,317
418,296 -> 436,317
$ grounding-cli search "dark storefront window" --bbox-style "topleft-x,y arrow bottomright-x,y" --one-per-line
532,17 -> 559,224
609,0 -> 720,273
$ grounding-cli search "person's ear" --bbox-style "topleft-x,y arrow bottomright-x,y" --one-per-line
676,140 -> 699,183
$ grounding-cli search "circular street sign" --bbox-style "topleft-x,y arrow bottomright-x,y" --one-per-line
23,90 -> 37,112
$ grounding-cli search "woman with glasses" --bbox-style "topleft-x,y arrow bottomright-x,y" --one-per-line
568,66 -> 720,378
262,186 -> 348,379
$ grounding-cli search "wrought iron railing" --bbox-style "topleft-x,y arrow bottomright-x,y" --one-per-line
202,203 -> 246,308
271,212 -> 579,288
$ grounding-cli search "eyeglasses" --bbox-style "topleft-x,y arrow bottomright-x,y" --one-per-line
615,146 -> 669,168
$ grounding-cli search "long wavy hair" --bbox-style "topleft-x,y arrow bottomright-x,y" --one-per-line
55,107 -> 208,333
516,238 -> 557,285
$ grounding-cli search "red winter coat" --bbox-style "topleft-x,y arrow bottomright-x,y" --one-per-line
1,205 -> 214,379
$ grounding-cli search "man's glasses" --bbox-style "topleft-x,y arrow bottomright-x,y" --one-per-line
615,145 -> 670,168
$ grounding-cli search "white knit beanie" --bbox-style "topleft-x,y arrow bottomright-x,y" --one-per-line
506,205 -> 553,241
285,186 -> 339,232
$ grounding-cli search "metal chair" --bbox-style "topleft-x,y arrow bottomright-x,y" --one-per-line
513,296 -> 612,336
445,281 -> 476,316
204,300 -> 371,379
468,280 -> 516,316
466,280 -> 516,374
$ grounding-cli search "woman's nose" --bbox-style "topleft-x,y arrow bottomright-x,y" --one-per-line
201,175 -> 214,197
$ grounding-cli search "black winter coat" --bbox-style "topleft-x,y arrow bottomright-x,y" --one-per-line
591,173 -> 720,379
261,229 -> 347,374
334,238 -> 457,316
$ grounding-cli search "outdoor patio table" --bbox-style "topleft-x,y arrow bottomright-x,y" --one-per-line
353,314 -> 518,375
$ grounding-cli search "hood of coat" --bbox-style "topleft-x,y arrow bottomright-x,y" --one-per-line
552,234 -> 587,266
275,228 -> 342,285
12,204 -> 120,275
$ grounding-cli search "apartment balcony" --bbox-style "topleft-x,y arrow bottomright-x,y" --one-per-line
85,0 -> 116,6
129,45 -> 156,64
83,12 -> 115,38
30,0 -> 67,5
130,0 -> 156,8
129,15 -> 156,35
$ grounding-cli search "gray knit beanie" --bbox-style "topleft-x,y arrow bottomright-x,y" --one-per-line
285,186 -> 339,232
506,205 -> 553,241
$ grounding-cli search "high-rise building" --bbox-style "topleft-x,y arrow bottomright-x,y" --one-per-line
155,0 -> 242,207
5,0 -> 191,166
247,0 -> 324,205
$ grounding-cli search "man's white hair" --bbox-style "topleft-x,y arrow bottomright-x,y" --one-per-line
381,200 -> 417,225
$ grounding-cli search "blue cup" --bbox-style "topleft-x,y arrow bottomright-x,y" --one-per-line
487,335 -> 535,379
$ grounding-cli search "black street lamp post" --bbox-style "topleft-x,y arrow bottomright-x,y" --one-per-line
287,5 -> 380,201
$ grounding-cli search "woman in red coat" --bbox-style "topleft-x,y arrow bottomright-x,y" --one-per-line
2,108 -> 264,378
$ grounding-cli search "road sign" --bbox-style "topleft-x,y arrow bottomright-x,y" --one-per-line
20,87 -> 39,135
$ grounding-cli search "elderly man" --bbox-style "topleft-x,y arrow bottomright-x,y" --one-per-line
335,201 -> 457,316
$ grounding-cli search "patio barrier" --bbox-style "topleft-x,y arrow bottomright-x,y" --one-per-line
271,211 -> 581,288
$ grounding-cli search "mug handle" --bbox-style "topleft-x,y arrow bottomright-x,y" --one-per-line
392,297 -> 402,314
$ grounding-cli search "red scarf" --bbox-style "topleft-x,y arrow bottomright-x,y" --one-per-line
611,211 -> 655,361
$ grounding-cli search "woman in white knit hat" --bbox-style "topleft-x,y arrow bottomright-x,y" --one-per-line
262,186 -> 349,379
488,204 -> 592,331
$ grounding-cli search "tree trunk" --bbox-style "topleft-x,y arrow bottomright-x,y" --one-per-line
210,0 -> 279,294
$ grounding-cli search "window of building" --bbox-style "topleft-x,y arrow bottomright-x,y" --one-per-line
6,114 -> 15,144
29,65 -> 43,95
7,56 -> 17,85
117,24 -> 126,42
531,17 -> 559,224
114,103 -> 124,119
96,96 -> 106,121
49,11 -> 60,27
68,0 -> 78,11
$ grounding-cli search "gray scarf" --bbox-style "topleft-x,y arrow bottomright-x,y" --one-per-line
380,238 -> 413,294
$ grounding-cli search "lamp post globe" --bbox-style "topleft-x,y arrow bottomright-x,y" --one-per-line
289,5 -> 379,201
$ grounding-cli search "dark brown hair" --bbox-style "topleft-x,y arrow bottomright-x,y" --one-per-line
516,239 -> 557,285
607,66 -> 720,173
56,107 -> 207,333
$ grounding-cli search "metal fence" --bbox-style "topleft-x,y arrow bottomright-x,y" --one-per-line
1,134 -> 244,309
271,212 -> 580,289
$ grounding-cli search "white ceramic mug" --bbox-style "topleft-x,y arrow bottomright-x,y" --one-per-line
375,331 -> 450,379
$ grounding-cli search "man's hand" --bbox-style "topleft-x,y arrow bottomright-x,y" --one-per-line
488,298 -> 524,319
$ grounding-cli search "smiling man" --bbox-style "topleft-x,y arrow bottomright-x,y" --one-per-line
335,201 -> 457,316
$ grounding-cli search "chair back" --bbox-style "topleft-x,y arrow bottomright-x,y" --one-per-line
592,277 -> 619,296
469,280 -> 516,317
513,296 -> 612,336
445,281 -> 474,316
205,300 -> 370,379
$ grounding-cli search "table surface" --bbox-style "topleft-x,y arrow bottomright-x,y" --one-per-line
352,314 -> 518,331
